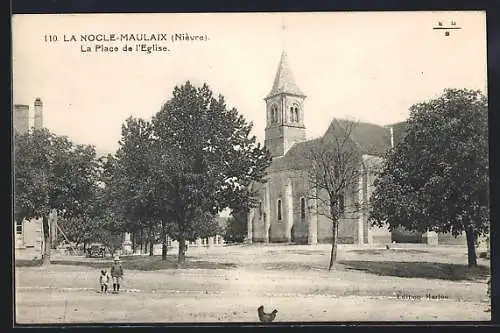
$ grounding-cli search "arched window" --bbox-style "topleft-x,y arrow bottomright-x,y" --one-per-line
271,105 -> 278,123
289,104 -> 300,122
259,201 -> 263,220
277,199 -> 282,221
300,197 -> 306,219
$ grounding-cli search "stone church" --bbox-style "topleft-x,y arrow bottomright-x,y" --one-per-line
246,51 -> 463,245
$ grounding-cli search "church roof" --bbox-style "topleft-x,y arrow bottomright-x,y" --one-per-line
269,138 -> 321,172
268,119 -> 391,173
265,51 -> 306,99
323,119 -> 391,156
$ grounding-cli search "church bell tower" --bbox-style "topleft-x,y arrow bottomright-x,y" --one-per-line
264,51 -> 306,157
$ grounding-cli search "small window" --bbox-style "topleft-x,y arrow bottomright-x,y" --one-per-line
289,107 -> 294,122
259,201 -> 263,220
294,108 -> 299,122
16,221 -> 22,235
300,197 -> 306,219
277,199 -> 282,221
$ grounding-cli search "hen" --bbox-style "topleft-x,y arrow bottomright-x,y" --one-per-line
257,305 -> 278,323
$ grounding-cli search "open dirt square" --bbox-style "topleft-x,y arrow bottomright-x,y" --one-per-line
14,244 -> 491,324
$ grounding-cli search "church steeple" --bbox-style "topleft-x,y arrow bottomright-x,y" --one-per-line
266,51 -> 305,100
264,51 -> 307,157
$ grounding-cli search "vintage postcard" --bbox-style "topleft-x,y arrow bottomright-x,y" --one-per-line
12,12 -> 490,324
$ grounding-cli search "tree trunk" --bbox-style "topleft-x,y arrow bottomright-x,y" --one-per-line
132,232 -> 136,253
178,234 -> 186,263
465,225 -> 477,267
161,221 -> 168,261
148,225 -> 154,256
41,215 -> 51,265
83,241 -> 87,253
328,220 -> 339,271
50,216 -> 58,250
140,229 -> 143,253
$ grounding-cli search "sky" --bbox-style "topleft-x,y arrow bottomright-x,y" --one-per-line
12,11 -> 487,156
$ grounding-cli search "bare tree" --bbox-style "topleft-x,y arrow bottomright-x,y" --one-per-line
305,119 -> 365,270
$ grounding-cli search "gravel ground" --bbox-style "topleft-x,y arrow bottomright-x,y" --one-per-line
14,244 -> 491,324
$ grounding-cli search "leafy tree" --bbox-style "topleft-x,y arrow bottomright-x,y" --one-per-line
57,156 -> 112,251
57,216 -> 99,250
305,120 -> 363,270
105,118 -> 165,257
151,81 -> 271,263
224,210 -> 247,243
96,210 -> 126,255
370,89 -> 488,267
14,129 -> 99,265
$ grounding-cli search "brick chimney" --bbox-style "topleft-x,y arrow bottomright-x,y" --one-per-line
34,98 -> 43,129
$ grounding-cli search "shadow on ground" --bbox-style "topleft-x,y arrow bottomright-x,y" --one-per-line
349,249 -> 431,255
15,255 -> 237,271
260,262 -> 327,271
339,260 -> 490,281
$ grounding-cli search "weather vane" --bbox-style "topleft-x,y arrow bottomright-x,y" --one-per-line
281,17 -> 287,49
433,20 -> 462,36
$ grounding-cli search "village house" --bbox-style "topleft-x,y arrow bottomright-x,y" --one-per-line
121,216 -> 229,255
14,98 -> 59,258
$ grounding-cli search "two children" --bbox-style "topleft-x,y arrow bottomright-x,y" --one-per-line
99,256 -> 124,294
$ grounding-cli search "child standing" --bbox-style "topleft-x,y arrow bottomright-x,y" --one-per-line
99,270 -> 110,294
110,256 -> 124,294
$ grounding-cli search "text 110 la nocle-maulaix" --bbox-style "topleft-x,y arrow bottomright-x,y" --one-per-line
56,33 -> 208,43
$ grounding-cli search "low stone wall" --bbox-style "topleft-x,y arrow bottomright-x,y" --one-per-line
371,234 -> 392,244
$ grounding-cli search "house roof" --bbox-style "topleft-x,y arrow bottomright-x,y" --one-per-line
387,121 -> 408,147
265,51 -> 306,99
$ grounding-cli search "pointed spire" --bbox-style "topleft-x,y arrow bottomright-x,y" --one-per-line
266,50 -> 305,99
